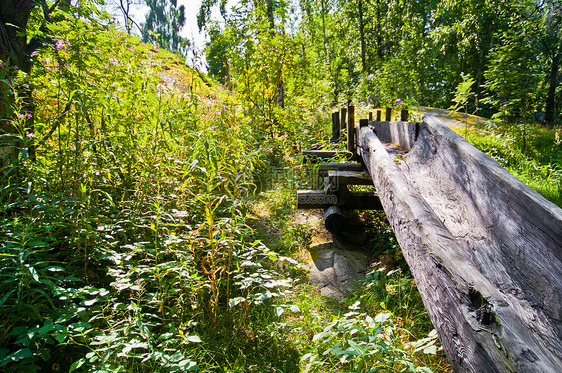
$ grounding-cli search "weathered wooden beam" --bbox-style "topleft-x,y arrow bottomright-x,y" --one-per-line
327,170 -> 372,187
302,150 -> 353,162
385,107 -> 392,121
331,111 -> 340,142
369,121 -> 419,151
358,119 -> 562,372
318,162 -> 365,174
296,190 -> 382,210
323,205 -> 349,234
340,107 -> 347,130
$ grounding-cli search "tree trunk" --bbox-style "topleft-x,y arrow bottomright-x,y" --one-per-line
545,40 -> 561,126
376,0 -> 383,60
358,0 -> 366,72
265,0 -> 285,109
0,0 -> 36,168
320,0 -> 327,65
358,118 -> 562,372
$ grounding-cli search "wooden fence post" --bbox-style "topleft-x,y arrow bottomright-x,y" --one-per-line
347,105 -> 355,153
331,111 -> 340,142
401,109 -> 409,121
369,112 -> 373,121
385,107 -> 392,121
376,110 -> 382,121
340,107 -> 347,130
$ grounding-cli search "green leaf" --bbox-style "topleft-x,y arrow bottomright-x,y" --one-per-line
186,335 -> 202,343
2,348 -> 33,364
69,358 -> 86,372
229,297 -> 245,307
423,345 -> 437,355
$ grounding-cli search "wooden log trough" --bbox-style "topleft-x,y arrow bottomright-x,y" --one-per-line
357,117 -> 562,372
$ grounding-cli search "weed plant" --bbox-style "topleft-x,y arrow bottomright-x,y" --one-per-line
0,14 -> 319,372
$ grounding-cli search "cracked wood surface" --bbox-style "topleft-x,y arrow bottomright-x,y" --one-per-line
358,117 -> 562,373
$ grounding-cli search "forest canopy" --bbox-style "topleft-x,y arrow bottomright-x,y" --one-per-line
196,0 -> 561,125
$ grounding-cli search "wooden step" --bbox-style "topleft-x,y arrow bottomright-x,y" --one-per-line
302,150 -> 354,162
318,162 -> 365,174
296,190 -> 382,210
327,170 -> 372,187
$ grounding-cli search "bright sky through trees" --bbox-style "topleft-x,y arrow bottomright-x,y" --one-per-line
105,0 -> 239,64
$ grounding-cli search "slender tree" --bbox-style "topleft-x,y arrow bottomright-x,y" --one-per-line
142,0 -> 189,56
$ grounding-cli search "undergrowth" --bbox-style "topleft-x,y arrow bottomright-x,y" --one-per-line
247,178 -> 452,372
0,14 -> 321,372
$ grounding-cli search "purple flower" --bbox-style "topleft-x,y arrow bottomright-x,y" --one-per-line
395,98 -> 402,104
55,40 -> 64,50
17,113 -> 25,119
27,133 -> 35,139
26,113 -> 32,119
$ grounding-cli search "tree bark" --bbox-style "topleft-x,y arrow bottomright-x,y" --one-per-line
265,0 -> 285,109
0,0 -> 36,168
358,118 -> 562,372
320,0 -> 327,65
375,0 -> 383,60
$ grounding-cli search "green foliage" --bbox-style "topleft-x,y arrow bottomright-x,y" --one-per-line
484,31 -> 544,122
5,0 -> 560,371
301,302 -> 440,372
450,73 -> 474,113
0,11 -> 310,371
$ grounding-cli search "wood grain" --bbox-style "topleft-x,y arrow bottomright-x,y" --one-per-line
358,117 -> 562,372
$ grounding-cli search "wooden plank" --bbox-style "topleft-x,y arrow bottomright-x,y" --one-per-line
318,162 -> 365,174
327,170 -> 372,186
296,190 -> 382,210
302,150 -> 353,162
358,120 -> 562,373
